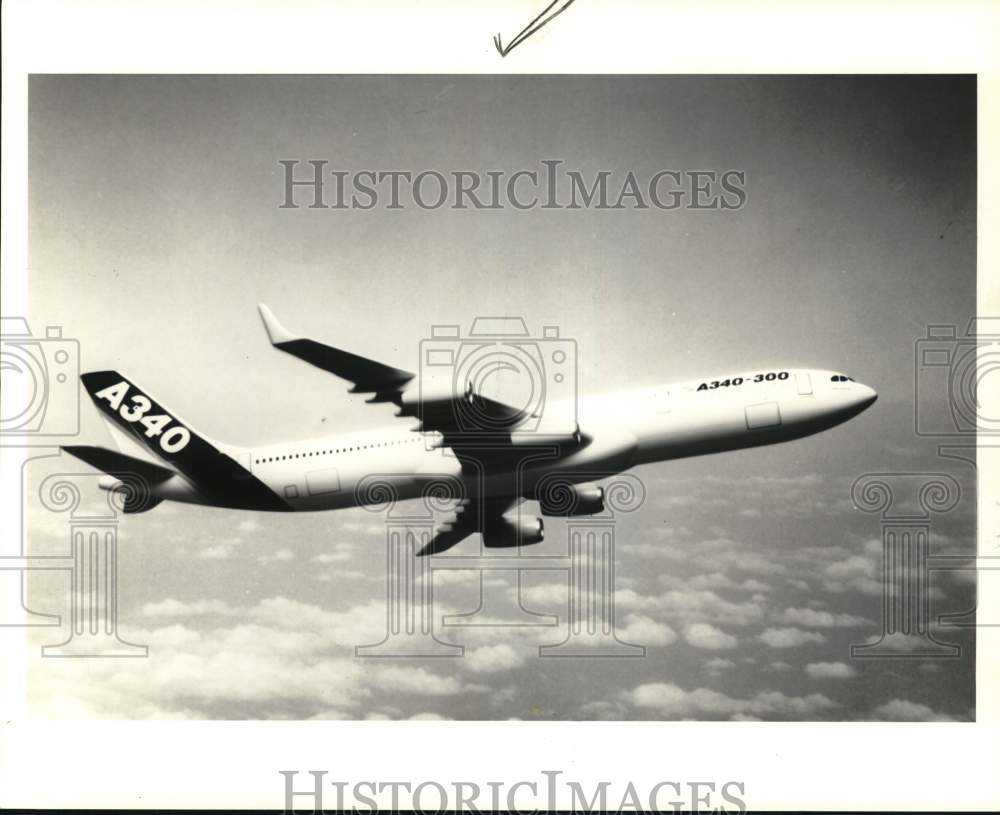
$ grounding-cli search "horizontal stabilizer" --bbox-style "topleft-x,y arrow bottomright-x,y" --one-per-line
62,445 -> 177,484
62,445 -> 175,513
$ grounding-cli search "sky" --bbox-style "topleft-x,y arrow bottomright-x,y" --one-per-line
21,74 -> 976,720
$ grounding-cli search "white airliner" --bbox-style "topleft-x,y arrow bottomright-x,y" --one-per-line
65,306 -> 877,555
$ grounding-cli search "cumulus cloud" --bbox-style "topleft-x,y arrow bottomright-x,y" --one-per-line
758,627 -> 826,648
662,589 -> 768,627
337,520 -> 388,537
312,551 -> 353,564
257,547 -> 295,565
29,596 -> 487,719
703,657 -> 735,676
621,682 -> 838,720
430,569 -> 495,587
658,573 -> 771,594
579,699 -> 630,720
804,661 -> 858,680
869,699 -> 956,722
517,581 -> 568,607
685,623 -> 737,650
619,614 -> 677,647
851,632 -> 949,654
26,459 -> 971,723
659,572 -> 738,591
373,666 -> 477,696
248,596 -> 389,646
198,544 -> 233,560
315,569 -> 367,582
820,554 -> 882,596
615,587 -> 766,628
652,473 -> 832,522
623,534 -> 782,576
462,644 -> 525,675
774,607 -> 871,628
141,598 -> 235,617
685,537 -> 786,576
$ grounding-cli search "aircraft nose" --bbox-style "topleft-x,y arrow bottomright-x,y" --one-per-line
855,384 -> 878,411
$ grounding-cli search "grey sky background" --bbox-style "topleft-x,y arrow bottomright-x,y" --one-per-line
24,75 -> 976,720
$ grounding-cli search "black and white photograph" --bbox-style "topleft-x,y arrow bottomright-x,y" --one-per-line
2,1 -> 998,812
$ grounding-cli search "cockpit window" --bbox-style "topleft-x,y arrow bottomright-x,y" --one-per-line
830,375 -> 855,382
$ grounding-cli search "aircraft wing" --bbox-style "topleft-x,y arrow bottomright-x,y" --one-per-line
417,496 -> 520,556
258,304 -> 414,394
257,305 -> 562,455
258,307 -> 571,555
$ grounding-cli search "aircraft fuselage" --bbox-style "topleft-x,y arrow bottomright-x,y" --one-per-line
151,366 -> 876,511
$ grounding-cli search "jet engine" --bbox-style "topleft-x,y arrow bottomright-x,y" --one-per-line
537,481 -> 605,517
483,515 -> 545,548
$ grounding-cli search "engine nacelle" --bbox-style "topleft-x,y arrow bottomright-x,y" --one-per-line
483,515 -> 545,548
537,481 -> 605,517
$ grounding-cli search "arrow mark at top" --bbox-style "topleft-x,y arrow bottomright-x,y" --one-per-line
494,0 -> 578,58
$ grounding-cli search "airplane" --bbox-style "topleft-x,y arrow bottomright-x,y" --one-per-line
63,306 -> 878,556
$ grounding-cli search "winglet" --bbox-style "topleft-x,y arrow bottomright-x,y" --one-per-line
258,303 -> 298,345
257,304 -> 415,392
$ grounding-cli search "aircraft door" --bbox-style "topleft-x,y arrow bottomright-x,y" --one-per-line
306,467 -> 342,496
745,401 -> 782,430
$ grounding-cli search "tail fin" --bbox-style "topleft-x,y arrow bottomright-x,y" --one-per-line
62,445 -> 174,513
80,371 -> 216,466
78,371 -> 290,511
